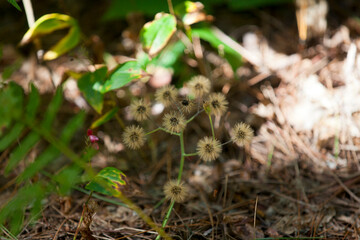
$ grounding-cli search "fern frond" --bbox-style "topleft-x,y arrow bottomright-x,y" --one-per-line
0,82 -> 87,235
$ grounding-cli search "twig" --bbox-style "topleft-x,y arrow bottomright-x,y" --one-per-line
192,34 -> 208,77
199,188 -> 215,240
52,219 -> 67,240
330,172 -> 360,203
211,27 -> 262,68
253,195 -> 258,229
166,0 -> 175,16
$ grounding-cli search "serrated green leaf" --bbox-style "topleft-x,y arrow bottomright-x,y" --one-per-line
0,82 -> 24,128
17,112 -> 85,182
59,111 -> 85,142
86,167 -> 127,197
5,132 -> 40,174
2,59 -> 22,80
53,166 -> 82,195
77,67 -> 107,113
101,62 -> 143,93
20,14 -> 81,61
26,84 -> 40,121
17,146 -> 59,182
41,86 -> 63,128
0,183 -> 45,235
90,107 -> 119,129
140,13 -> 177,56
0,123 -> 25,151
7,0 -> 22,11
9,210 -> 23,235
192,27 -> 242,71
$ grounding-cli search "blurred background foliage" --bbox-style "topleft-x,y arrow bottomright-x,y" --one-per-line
103,0 -> 294,20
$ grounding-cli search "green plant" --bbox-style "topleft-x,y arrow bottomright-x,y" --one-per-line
0,83 -> 89,234
119,74 -> 254,239
1,0 -> 256,238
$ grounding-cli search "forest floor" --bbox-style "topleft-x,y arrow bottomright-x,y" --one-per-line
1,0 -> 360,239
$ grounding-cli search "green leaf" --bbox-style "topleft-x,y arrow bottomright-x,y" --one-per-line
53,166 -> 82,196
86,167 -> 127,197
20,14 -> 81,61
77,67 -> 107,113
17,146 -> 60,182
17,112 -> 85,182
41,86 -> 63,129
192,27 -> 242,71
7,0 -> 22,11
26,84 -> 40,121
101,61 -> 144,93
174,1 -> 208,25
0,123 -> 24,151
140,13 -> 177,56
2,59 -> 22,80
0,82 -> 24,128
155,40 -> 186,68
5,132 -> 40,174
0,183 -> 45,235
90,107 -> 119,129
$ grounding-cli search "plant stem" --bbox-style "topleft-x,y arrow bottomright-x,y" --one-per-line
221,140 -> 232,146
73,191 -> 93,240
115,113 -> 125,129
116,193 -> 172,240
183,153 -> 198,157
156,132 -> 186,239
22,0 -> 35,28
155,200 -> 175,240
208,114 -> 215,140
178,132 -> 185,182
146,127 -> 161,135
167,0 -> 175,16
186,109 -> 204,124
159,127 -> 181,136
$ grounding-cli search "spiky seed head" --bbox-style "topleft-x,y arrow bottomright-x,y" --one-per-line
197,137 -> 222,162
129,99 -> 150,122
188,75 -> 211,98
155,85 -> 178,107
164,180 -> 189,203
122,125 -> 146,150
206,93 -> 228,116
231,122 -> 254,146
179,97 -> 195,114
163,111 -> 186,133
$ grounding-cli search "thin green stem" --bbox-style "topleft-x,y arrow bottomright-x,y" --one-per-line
184,153 -> 198,157
153,197 -> 166,210
115,113 -> 125,129
221,140 -> 232,146
186,109 -> 204,124
160,127 -> 181,136
155,200 -> 175,240
146,127 -> 161,135
156,132 -> 186,239
74,186 -> 128,207
208,114 -> 215,140
178,132 -> 185,182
